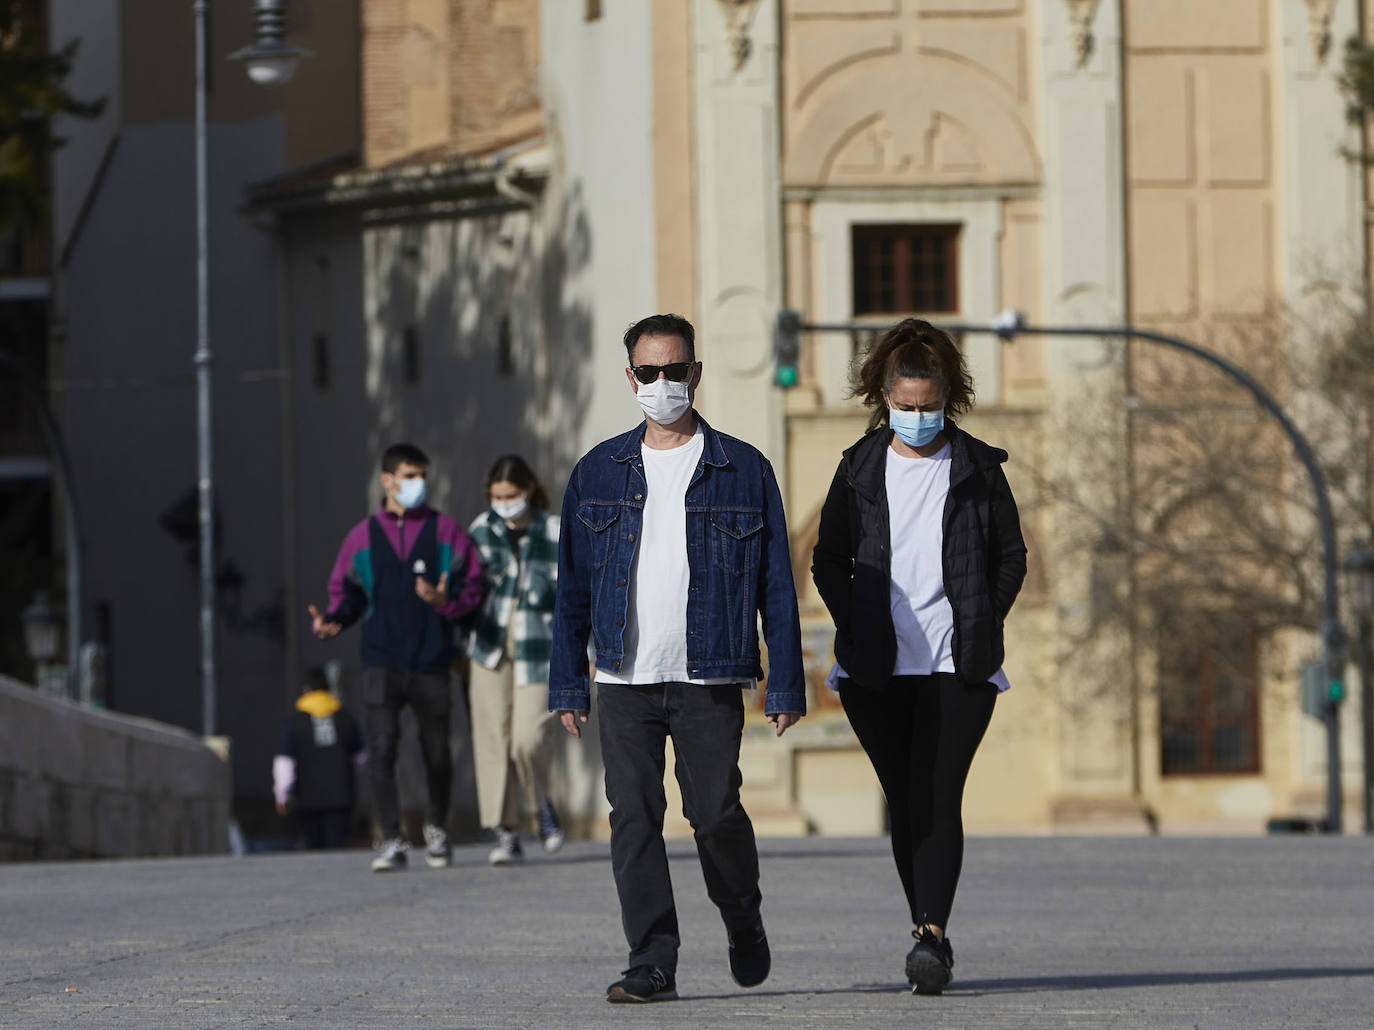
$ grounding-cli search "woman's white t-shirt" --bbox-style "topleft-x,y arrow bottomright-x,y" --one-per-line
887,442 -> 958,674
825,438 -> 1009,691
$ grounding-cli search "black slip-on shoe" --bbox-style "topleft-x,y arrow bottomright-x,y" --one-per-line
606,965 -> 677,1003
728,924 -> 771,988
906,928 -> 954,995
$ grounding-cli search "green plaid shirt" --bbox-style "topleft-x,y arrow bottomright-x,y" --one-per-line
465,507 -> 560,686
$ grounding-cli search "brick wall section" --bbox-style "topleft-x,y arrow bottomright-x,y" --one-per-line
363,0 -> 410,165
363,0 -> 541,168
450,0 -> 542,155
0,675 -> 230,860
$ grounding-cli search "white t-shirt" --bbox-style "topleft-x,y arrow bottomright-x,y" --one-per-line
826,440 -> 1007,691
597,426 -> 741,686
887,442 -> 958,674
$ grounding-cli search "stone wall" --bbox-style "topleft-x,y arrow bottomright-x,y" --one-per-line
0,675 -> 230,861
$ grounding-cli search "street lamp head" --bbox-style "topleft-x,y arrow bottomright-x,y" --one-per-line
21,590 -> 62,665
1343,540 -> 1374,620
228,0 -> 312,87
229,40 -> 310,86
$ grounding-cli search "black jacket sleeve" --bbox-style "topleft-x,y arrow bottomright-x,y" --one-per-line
987,465 -> 1028,619
810,461 -> 855,634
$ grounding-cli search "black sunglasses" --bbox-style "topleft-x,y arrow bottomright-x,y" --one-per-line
630,361 -> 695,384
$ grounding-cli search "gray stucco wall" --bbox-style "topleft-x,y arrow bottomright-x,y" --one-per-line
0,675 -> 230,860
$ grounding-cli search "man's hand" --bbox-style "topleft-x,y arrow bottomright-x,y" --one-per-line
415,571 -> 449,607
275,800 -> 289,816
767,712 -> 802,737
559,710 -> 589,739
307,604 -> 342,639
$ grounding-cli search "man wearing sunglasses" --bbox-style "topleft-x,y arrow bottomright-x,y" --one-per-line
550,313 -> 806,1003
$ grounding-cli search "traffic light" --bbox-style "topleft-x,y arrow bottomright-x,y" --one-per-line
1323,620 -> 1347,705
774,309 -> 802,389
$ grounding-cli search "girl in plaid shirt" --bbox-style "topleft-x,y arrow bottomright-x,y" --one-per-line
466,455 -> 563,865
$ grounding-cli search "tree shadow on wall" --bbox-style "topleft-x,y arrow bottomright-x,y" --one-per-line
364,181 -> 595,834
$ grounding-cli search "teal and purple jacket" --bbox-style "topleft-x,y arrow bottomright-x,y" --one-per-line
325,503 -> 483,673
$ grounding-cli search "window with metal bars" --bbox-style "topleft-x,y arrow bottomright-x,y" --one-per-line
1158,614 -> 1262,775
851,224 -> 960,316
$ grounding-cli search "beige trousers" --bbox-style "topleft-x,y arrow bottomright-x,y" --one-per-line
468,651 -> 556,830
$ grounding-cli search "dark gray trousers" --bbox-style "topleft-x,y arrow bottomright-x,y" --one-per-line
362,667 -> 452,840
596,681 -> 763,973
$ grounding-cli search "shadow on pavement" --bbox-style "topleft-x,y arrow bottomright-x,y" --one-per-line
682,984 -> 900,1001
752,846 -> 891,861
952,966 -> 1374,995
683,966 -> 1374,1002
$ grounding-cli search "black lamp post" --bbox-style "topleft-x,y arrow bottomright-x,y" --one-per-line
1343,541 -> 1374,833
187,0 -> 310,738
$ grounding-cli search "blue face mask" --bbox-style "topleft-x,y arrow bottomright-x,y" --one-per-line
395,477 -> 427,509
888,406 -> 945,448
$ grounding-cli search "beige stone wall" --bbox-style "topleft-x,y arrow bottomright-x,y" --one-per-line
781,0 -> 1039,189
1123,0 -> 1276,347
1123,0 -> 1274,828
651,0 -> 697,317
362,0 -> 541,167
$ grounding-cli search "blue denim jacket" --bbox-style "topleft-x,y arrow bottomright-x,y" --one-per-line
548,415 -> 806,716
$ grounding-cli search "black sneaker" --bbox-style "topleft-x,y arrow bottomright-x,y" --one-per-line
728,924 -> 771,988
906,928 -> 954,995
606,965 -> 677,1003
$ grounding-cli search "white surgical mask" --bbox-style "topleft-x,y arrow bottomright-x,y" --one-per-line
395,477 -> 427,509
888,407 -> 945,448
491,495 -> 528,521
636,377 -> 692,425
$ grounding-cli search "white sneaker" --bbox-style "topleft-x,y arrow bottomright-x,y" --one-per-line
370,837 -> 408,872
422,823 -> 451,868
538,801 -> 565,854
488,828 -> 524,866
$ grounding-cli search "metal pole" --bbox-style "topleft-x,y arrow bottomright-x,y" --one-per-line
783,313 -> 1347,832
194,0 -> 217,737
1359,614 -> 1373,834
0,349 -> 82,691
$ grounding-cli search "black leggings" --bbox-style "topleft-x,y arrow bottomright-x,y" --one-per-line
839,672 -> 997,929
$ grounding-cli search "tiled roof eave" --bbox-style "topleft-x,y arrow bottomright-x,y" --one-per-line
245,155 -> 548,218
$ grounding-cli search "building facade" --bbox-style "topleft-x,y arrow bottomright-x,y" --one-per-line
39,0 -> 1373,838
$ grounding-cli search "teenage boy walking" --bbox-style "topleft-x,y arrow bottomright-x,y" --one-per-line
309,443 -> 483,871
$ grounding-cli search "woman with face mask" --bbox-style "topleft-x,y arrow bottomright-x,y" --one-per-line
810,318 -> 1027,996
466,454 -> 565,865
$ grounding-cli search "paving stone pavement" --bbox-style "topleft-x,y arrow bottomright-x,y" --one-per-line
2,834 -> 1371,1029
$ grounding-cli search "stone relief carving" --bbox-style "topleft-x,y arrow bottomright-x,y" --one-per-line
1303,0 -> 1338,65
1064,0 -> 1100,69
716,0 -> 761,72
